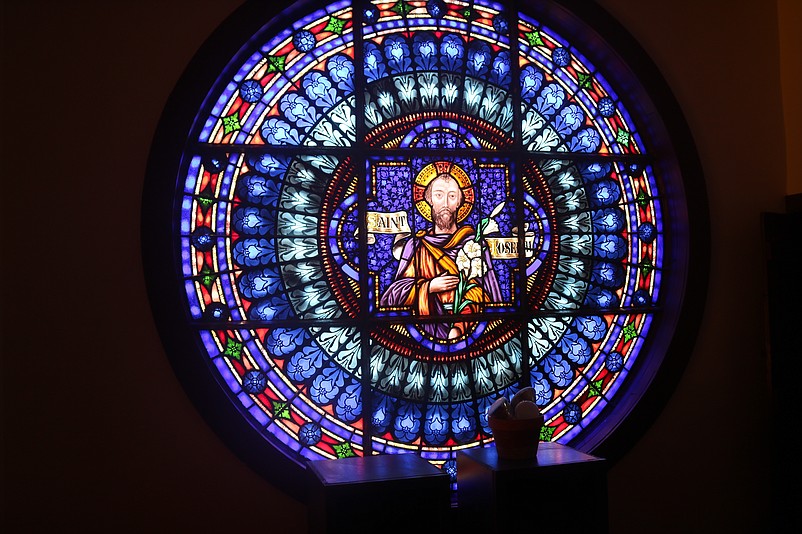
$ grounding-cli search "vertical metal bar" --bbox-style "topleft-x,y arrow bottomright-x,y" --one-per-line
508,0 -> 532,389
353,0 -> 374,456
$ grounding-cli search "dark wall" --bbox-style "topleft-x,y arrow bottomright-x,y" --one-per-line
597,1 -> 784,531
3,1 -> 787,531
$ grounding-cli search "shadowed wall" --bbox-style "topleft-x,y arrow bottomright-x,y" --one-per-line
4,1 -> 797,531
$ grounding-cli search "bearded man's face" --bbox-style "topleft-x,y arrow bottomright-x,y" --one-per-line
428,175 -> 462,232
434,206 -> 456,231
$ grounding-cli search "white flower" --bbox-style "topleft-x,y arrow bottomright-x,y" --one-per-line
462,240 -> 482,259
456,248 -> 471,275
457,240 -> 487,280
469,257 -> 486,280
483,218 -> 499,236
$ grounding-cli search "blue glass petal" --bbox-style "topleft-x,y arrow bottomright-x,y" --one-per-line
364,42 -> 387,82
451,403 -> 477,443
236,173 -> 281,205
424,404 -> 449,445
239,268 -> 283,299
585,287 -> 616,308
467,41 -> 492,77
542,352 -> 574,388
589,179 -> 621,207
573,315 -> 607,341
233,206 -> 274,236
335,383 -> 362,422
595,234 -> 627,260
413,33 -> 438,70
384,35 -> 412,74
233,238 -> 275,267
489,51 -> 511,86
249,154 -> 290,176
260,118 -> 301,145
302,71 -> 338,109
592,208 -> 625,232
266,328 -> 307,359
372,393 -> 396,434
327,54 -> 355,94
248,296 -> 293,321
520,65 -> 544,102
591,261 -> 625,288
579,161 -> 611,181
310,366 -> 344,404
536,83 -> 564,117
558,331 -> 592,365
440,34 -> 464,72
568,127 -> 601,153
286,345 -> 324,382
393,402 -> 422,442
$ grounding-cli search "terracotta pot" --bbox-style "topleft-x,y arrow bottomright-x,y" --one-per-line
488,414 -> 544,460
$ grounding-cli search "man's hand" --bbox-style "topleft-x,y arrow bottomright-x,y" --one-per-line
429,273 -> 459,293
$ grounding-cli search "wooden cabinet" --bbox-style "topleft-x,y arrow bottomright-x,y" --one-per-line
457,443 -> 608,533
307,453 -> 451,533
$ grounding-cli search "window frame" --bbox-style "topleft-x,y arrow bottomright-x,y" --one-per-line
142,0 -> 709,501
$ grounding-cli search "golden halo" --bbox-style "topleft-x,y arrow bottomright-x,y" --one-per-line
413,161 -> 474,223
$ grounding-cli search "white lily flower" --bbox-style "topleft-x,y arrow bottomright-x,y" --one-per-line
469,256 -> 486,280
490,201 -> 506,218
456,248 -> 471,275
483,218 -> 500,236
462,240 -> 482,259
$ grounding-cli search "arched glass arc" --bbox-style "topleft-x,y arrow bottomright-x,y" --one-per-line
143,0 -> 707,500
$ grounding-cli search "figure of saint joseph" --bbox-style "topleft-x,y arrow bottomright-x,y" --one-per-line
380,163 -> 502,340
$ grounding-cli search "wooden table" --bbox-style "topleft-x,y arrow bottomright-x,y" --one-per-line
457,442 -> 608,533
307,453 -> 451,533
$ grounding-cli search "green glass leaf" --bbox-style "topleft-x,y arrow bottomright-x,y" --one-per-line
616,128 -> 630,145
222,114 -> 241,134
200,267 -> 216,289
525,31 -> 545,47
588,378 -> 604,398
324,16 -> 347,35
223,338 -> 243,360
266,54 -> 286,73
333,442 -> 356,458
461,8 -> 478,21
636,190 -> 650,207
577,72 -> 593,89
640,258 -> 654,277
622,322 -> 638,342
197,195 -> 215,209
390,1 -> 412,16
273,401 -> 291,420
540,425 -> 556,441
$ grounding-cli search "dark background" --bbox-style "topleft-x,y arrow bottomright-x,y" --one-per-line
3,0 -> 800,531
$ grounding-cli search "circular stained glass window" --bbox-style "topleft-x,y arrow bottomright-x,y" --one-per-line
143,0 -> 707,499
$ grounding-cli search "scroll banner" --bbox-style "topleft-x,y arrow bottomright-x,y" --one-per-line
365,211 -> 411,244
486,236 -> 536,259
366,211 -> 533,259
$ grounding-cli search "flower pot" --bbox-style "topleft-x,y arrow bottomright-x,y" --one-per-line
488,413 -> 544,460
